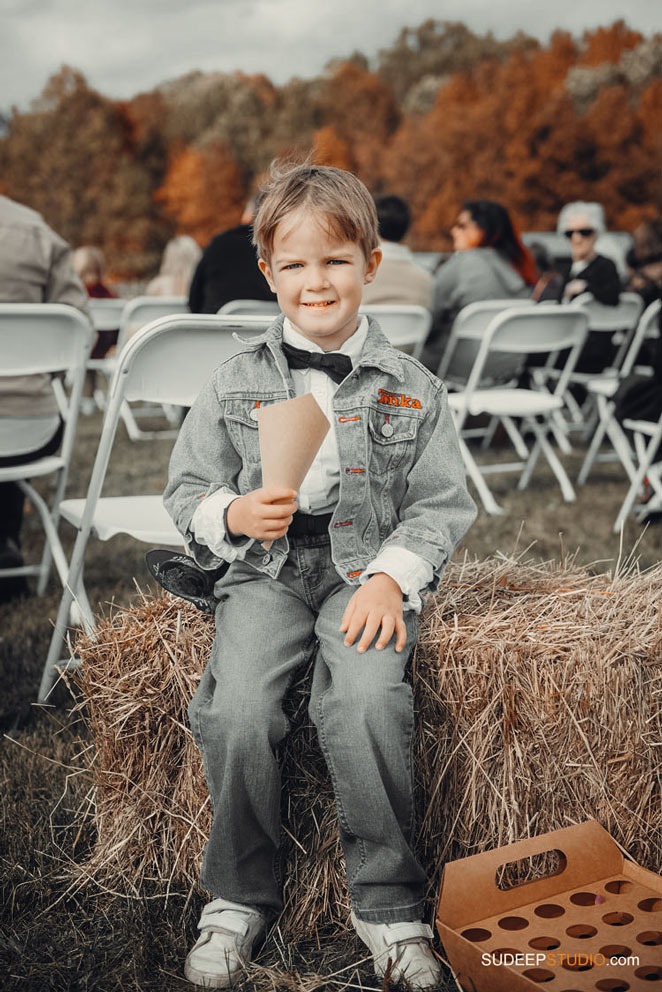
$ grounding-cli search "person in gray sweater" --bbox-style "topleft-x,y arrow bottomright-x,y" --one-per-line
0,194 -> 90,600
422,199 -> 537,372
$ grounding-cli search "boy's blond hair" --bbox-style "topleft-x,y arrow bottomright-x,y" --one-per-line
253,161 -> 379,263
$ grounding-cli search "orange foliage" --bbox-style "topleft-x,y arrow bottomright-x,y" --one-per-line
312,126 -> 354,171
579,21 -> 642,66
155,142 -> 245,245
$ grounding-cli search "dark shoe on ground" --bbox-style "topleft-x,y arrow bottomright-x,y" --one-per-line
0,538 -> 29,604
145,549 -> 226,614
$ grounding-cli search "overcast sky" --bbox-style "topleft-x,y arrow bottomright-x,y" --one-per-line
1,0 -> 661,113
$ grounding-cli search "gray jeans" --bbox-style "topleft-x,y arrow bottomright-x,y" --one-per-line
188,532 -> 427,923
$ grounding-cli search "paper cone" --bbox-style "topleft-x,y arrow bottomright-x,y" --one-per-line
257,393 -> 330,548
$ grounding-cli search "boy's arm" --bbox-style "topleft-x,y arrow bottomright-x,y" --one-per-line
163,375 -> 248,569
373,379 -> 476,593
341,379 -> 475,654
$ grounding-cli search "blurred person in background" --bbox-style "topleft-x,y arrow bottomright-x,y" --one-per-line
422,199 -> 536,371
613,217 -> 662,517
361,194 -> 433,309
0,194 -> 90,602
73,245 -> 118,360
187,198 -> 277,314
546,201 -> 621,305
146,235 -> 202,298
626,218 -> 662,309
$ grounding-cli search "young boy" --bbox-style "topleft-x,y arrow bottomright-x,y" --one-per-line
163,162 -> 476,989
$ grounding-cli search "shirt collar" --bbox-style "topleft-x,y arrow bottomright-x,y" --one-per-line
282,315 -> 369,361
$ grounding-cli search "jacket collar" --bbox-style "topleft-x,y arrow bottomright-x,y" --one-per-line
239,314 -> 405,384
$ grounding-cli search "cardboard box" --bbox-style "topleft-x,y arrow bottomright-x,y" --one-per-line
436,820 -> 662,991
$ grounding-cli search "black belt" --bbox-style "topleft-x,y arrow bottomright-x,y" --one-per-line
288,512 -> 333,537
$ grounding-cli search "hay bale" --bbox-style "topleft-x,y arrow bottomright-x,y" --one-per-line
70,555 -> 662,936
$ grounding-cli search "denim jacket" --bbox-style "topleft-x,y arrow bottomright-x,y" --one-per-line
164,315 -> 476,591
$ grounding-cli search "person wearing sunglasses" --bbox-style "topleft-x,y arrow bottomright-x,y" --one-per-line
552,201 -> 621,306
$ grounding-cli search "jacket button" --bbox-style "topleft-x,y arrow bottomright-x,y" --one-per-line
381,422 -> 394,438
262,553 -> 272,564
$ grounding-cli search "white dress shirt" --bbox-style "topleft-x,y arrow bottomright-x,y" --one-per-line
191,316 -> 433,610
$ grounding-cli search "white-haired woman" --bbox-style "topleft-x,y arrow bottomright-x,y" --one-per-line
555,201 -> 621,305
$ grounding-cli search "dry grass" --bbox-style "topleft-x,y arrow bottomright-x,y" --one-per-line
3,408 -> 662,990
64,554 -> 662,973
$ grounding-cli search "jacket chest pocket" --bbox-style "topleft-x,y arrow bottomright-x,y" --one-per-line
368,409 -> 420,476
226,402 -> 263,464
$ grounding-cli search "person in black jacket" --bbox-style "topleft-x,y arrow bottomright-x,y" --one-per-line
554,201 -> 621,305
187,199 -> 277,314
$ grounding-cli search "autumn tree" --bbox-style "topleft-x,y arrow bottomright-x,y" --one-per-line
0,67 -> 166,277
154,141 -> 245,245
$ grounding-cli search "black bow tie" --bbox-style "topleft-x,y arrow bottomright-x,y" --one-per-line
281,341 -> 352,385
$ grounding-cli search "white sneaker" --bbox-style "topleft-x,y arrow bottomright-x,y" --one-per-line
184,897 -> 266,988
351,911 -> 443,990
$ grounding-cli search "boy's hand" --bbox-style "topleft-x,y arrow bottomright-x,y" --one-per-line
340,573 -> 406,654
226,487 -> 297,541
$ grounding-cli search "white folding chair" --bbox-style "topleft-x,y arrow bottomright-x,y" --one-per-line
359,304 -> 431,359
613,411 -> 662,533
541,292 -> 643,435
577,299 -> 660,485
40,313 -> 272,702
87,297 -> 125,335
437,299 -> 536,386
90,296 -> 191,439
85,298 -> 126,409
436,299 -> 541,454
0,303 -> 94,594
218,299 -> 281,317
446,306 -> 588,515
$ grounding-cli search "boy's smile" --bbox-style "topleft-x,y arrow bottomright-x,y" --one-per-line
259,206 -> 381,352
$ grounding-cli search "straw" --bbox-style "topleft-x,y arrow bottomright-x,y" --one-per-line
68,553 -> 662,939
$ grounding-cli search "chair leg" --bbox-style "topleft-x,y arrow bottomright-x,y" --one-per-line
517,420 -> 576,502
458,436 -> 504,516
18,481 -> 70,592
500,415 -> 530,460
577,397 -> 612,485
612,428 -> 661,533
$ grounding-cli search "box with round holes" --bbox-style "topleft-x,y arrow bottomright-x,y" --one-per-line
436,820 -> 662,992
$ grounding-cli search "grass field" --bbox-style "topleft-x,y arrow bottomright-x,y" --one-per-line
1,407 -> 660,991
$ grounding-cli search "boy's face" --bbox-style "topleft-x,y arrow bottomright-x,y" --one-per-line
259,206 -> 381,351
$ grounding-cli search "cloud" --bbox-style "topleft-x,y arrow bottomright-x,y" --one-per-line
1,0 -> 660,112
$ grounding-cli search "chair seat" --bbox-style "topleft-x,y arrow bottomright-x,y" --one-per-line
448,389 -> 564,418
0,455 -> 65,481
60,495 -> 183,544
586,376 -> 619,398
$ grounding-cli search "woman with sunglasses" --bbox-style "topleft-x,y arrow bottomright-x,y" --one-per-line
423,199 -> 536,371
553,201 -> 621,305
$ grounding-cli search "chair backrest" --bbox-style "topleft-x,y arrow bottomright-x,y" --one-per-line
522,231 -> 570,265
88,298 -> 125,332
620,298 -> 661,378
437,299 -> 534,383
573,291 -> 643,332
359,304 -> 431,356
594,231 -> 634,281
462,306 -> 588,401
0,303 -> 95,466
218,299 -> 281,316
117,296 -> 190,353
82,314 -> 273,516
